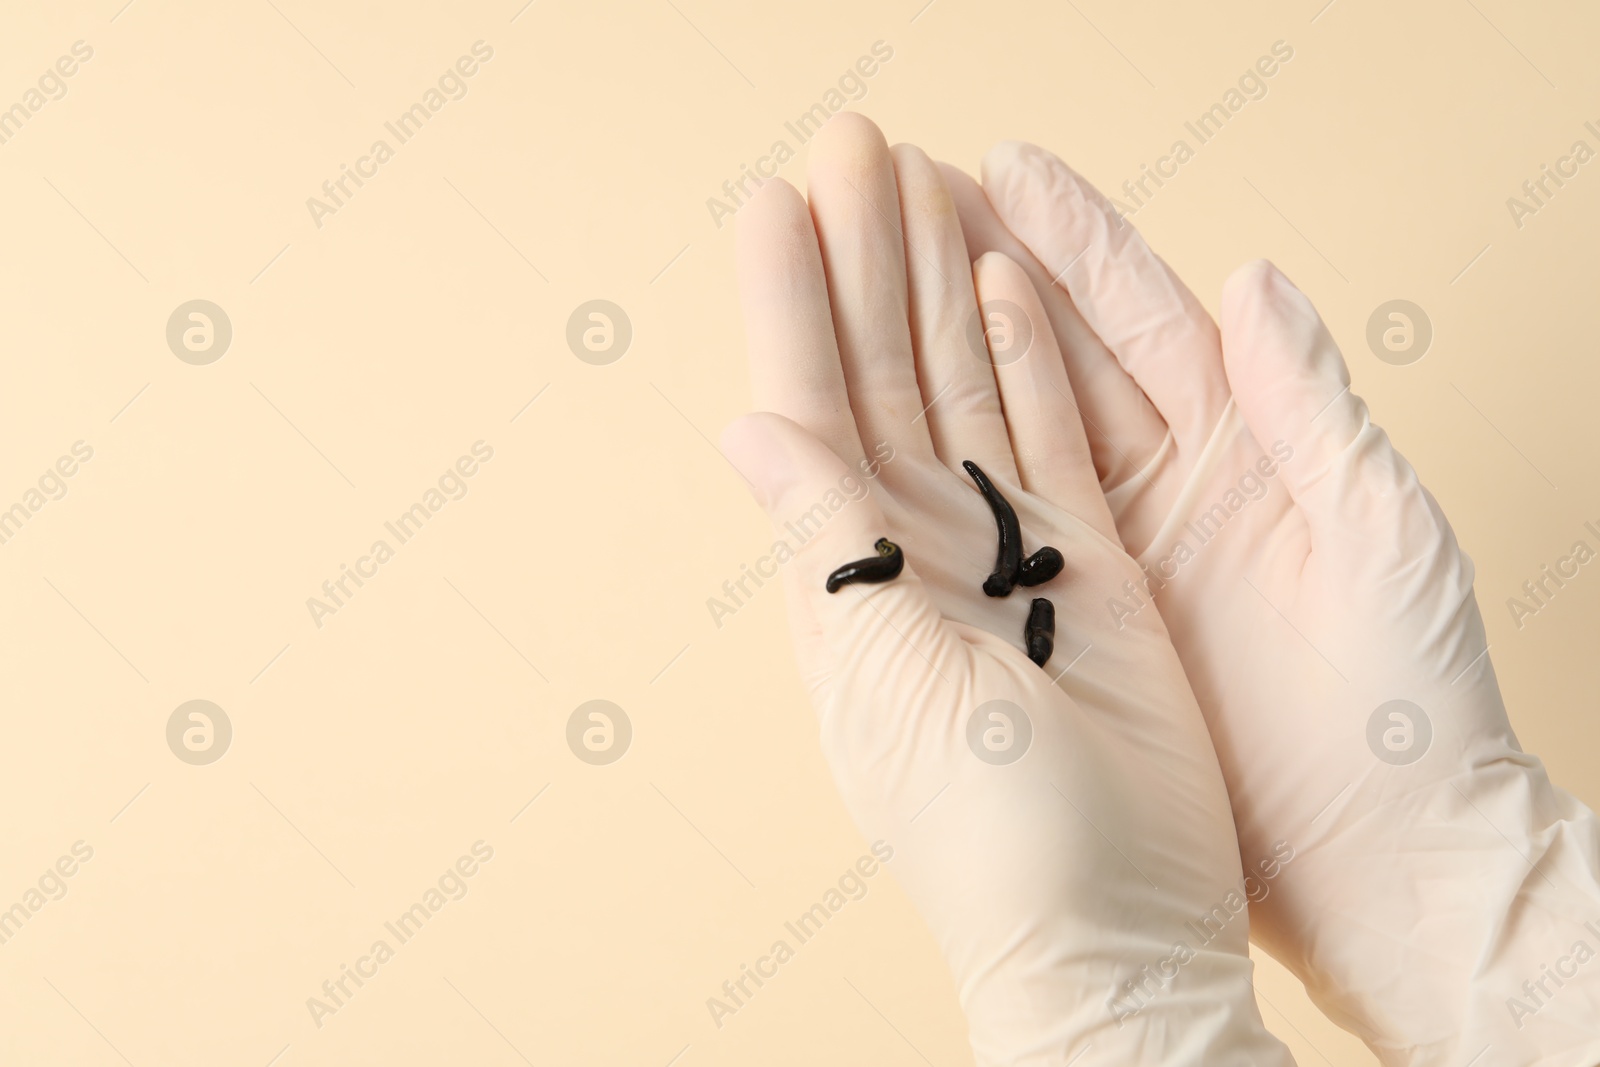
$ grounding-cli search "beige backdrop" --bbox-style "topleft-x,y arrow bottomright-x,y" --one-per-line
1,1 -> 1596,1064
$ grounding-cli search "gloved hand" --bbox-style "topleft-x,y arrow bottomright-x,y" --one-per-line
723,113 -> 1296,1066
952,140 -> 1600,1066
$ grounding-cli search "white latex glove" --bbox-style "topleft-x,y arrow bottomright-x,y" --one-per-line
722,113 -> 1296,1067
952,140 -> 1600,1066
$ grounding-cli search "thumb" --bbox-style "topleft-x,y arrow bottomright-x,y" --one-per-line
1219,260 -> 1446,565
721,412 -> 959,689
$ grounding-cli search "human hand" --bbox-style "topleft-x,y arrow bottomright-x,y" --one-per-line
722,114 -> 1295,1065
953,141 -> 1600,1065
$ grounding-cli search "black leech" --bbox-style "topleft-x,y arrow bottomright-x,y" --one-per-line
963,460 -> 1023,597
1017,546 -> 1065,587
825,537 -> 905,594
1025,598 -> 1056,668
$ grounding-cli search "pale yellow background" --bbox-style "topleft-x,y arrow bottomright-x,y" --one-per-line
0,1 -> 1595,1064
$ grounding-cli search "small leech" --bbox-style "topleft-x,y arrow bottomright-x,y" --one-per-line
963,460 -> 1064,595
963,460 -> 1023,596
825,537 -> 905,594
1017,546 -> 1065,587
1025,597 -> 1056,668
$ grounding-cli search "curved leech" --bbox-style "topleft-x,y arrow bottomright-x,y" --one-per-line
962,460 -> 1023,597
1017,546 -> 1065,587
825,537 -> 905,594
1025,597 -> 1056,668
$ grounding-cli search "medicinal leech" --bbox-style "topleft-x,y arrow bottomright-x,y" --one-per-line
962,460 -> 1063,595
1025,598 -> 1056,668
825,537 -> 906,593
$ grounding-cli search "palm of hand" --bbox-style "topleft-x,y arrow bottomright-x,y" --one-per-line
725,114 -> 1291,1064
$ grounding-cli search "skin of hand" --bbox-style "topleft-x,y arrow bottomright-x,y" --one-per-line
721,113 -> 1296,1066
948,140 -> 1600,1065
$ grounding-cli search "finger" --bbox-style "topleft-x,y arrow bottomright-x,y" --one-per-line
737,177 -> 868,471
888,143 -> 1018,482
980,141 -> 1231,449
806,113 -> 937,470
940,160 -> 1167,491
974,251 -> 1117,542
721,412 -> 961,692
1219,260 -> 1447,566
